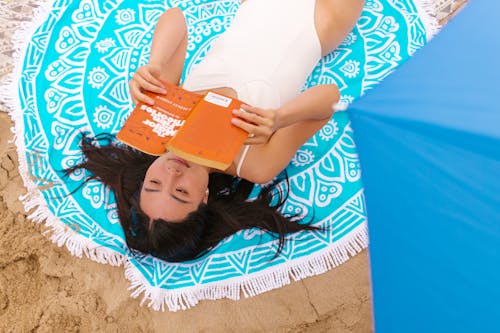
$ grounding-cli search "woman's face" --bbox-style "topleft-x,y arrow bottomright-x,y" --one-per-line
140,152 -> 210,222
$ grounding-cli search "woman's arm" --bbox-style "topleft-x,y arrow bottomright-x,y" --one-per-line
233,84 -> 339,183
147,8 -> 187,82
276,84 -> 339,129
129,8 -> 188,105
232,84 -> 338,145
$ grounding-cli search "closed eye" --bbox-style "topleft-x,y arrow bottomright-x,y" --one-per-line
171,194 -> 189,204
143,179 -> 161,192
176,188 -> 188,195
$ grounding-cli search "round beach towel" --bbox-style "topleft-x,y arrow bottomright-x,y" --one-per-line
4,0 -> 437,311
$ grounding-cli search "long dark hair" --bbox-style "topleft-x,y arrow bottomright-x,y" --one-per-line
66,134 -> 318,262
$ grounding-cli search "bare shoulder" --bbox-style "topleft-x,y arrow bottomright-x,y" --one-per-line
156,6 -> 187,31
222,146 -> 246,178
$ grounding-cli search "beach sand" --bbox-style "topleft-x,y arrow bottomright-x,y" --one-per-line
0,106 -> 373,332
0,2 -> 373,331
1,0 -> 465,330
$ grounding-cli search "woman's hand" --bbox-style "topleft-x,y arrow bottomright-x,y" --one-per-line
231,105 -> 280,145
129,64 -> 167,105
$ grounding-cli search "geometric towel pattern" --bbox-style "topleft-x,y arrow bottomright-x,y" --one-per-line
13,0 -> 434,310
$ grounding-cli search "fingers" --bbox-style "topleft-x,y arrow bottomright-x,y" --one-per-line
240,104 -> 262,115
231,116 -> 255,133
239,104 -> 273,122
244,136 -> 266,145
134,67 -> 166,93
131,73 -> 166,95
244,134 -> 271,145
140,65 -> 163,85
231,116 -> 273,145
232,106 -> 273,128
129,65 -> 167,105
129,80 -> 154,105
231,105 -> 277,144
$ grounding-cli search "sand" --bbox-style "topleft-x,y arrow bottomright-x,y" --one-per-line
0,0 -> 467,330
2,0 -> 472,330
0,106 -> 373,333
0,2 -> 374,331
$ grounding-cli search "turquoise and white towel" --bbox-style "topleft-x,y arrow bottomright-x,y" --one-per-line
2,0 -> 438,311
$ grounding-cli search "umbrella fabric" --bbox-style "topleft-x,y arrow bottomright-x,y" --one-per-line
4,0 -> 436,311
348,1 -> 500,332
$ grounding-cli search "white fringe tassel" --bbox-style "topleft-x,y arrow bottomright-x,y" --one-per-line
0,1 -> 125,267
0,2 -> 52,110
413,0 -> 442,40
2,0 -> 427,312
124,223 -> 369,312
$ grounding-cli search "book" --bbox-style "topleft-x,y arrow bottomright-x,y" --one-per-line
116,82 -> 248,170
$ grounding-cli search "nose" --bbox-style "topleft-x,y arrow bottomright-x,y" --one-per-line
165,161 -> 183,175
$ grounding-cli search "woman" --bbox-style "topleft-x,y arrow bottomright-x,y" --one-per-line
70,0 -> 365,262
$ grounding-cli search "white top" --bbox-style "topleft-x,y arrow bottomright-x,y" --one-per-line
183,0 -> 322,175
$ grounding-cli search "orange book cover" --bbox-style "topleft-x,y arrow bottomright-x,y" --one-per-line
117,83 -> 248,170
116,82 -> 201,155
167,91 -> 248,170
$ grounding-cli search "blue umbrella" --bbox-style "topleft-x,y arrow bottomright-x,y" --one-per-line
348,1 -> 500,332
